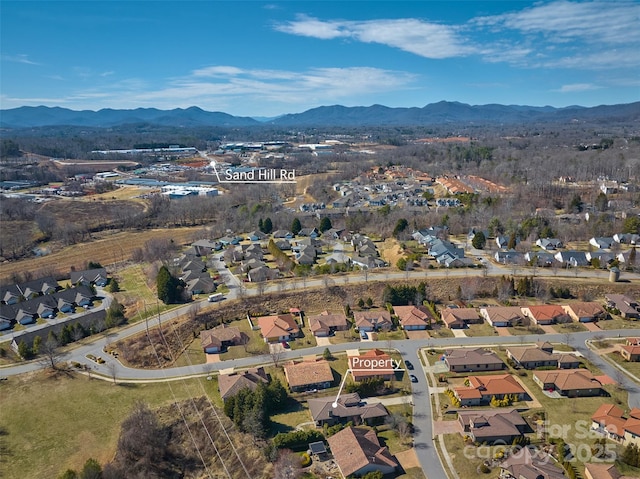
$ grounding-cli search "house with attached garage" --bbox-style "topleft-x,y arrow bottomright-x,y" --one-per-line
589,237 -> 615,250
256,313 -> 299,343
535,238 -> 563,251
605,294 -> 640,319
591,403 -> 640,447
507,342 -> 580,370
70,268 -> 108,287
200,325 -> 243,353
554,250 -> 589,267
353,310 -> 392,332
533,369 -> 603,397
561,302 -> 607,322
444,348 -> 504,372
480,306 -> 524,327
521,304 -> 571,325
524,251 -> 556,267
307,392 -> 389,427
393,305 -> 433,330
326,426 -> 397,478
218,367 -> 268,402
494,249 -> 524,265
458,409 -> 532,445
441,307 -> 482,329
308,310 -> 349,337
454,374 -> 528,406
283,359 -> 334,392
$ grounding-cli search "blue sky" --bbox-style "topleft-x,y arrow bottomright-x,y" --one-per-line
1,1 -> 639,117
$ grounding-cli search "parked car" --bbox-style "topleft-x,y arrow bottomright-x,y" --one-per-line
410,375 -> 418,383
281,341 -> 290,349
405,360 -> 414,370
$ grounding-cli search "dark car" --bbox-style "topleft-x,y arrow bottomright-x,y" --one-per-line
405,360 -> 414,370
281,341 -> 290,349
410,375 -> 418,383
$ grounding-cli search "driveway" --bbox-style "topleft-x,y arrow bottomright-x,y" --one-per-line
495,327 -> 512,336
583,322 -> 601,332
452,329 -> 467,338
316,336 -> 332,346
433,419 -> 463,435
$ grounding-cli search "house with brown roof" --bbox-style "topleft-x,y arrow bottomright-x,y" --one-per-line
619,344 -> 640,362
457,409 -> 532,444
521,304 -> 570,325
584,463 -> 633,479
393,305 -> 433,330
349,349 -> 397,381
561,302 -> 607,322
256,313 -> 300,343
480,306 -> 524,327
308,310 -> 349,337
591,403 -> 640,447
440,307 -> 481,329
444,348 -> 505,373
605,294 -> 640,319
326,426 -> 398,477
283,359 -> 334,392
533,369 -> 603,397
353,310 -> 392,332
307,392 -> 389,427
218,367 -> 268,402
498,447 -> 566,479
454,374 -> 528,406
200,325 -> 243,353
507,343 -> 580,370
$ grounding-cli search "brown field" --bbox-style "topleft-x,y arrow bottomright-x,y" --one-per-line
0,227 -> 202,281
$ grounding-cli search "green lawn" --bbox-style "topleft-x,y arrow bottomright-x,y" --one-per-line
552,322 -> 588,334
442,433 -> 501,478
465,321 -> 499,337
507,325 -> 546,336
0,370 -> 217,479
597,317 -> 640,330
269,399 -> 311,434
606,351 -> 640,378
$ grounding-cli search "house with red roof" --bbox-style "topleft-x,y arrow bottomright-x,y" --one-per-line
521,304 -> 570,325
393,305 -> 433,330
349,349 -> 397,381
326,426 -> 398,477
591,403 -> 640,447
453,374 -> 528,406
256,313 -> 300,343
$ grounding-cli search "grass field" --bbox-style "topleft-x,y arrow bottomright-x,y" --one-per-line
0,227 -> 202,282
0,370 -> 217,479
606,351 -> 640,378
597,317 -> 639,330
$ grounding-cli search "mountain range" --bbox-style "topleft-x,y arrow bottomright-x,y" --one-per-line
1,101 -> 639,128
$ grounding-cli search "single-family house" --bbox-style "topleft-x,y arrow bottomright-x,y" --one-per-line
454,374 -> 528,406
440,307 -> 481,329
444,348 -> 504,372
272,230 -> 294,239
70,268 -> 108,287
613,233 -> 640,245
349,349 -> 396,381
533,369 -> 603,397
186,276 -> 215,295
584,463 -> 628,479
412,226 -> 448,245
353,310 -> 392,332
524,251 -> 556,267
458,409 -> 532,444
536,238 -> 563,251
561,302 -> 607,322
240,258 -> 266,273
507,344 -> 580,369
495,235 -> 510,249
327,426 -> 398,478
554,250 -> 589,267
308,311 -> 349,337
283,359 -> 334,392
586,250 -> 616,267
307,392 -> 389,427
218,367 -> 268,402
0,285 -> 22,305
18,276 -> 59,299
591,403 -> 640,447
495,249 -> 524,264
191,239 -> 221,256
521,304 -> 570,325
247,230 -> 267,242
619,344 -> 640,362
605,294 -> 640,319
393,305 -> 433,330
298,227 -> 320,238
256,314 -> 299,343
200,325 -> 242,353
480,306 -> 524,327
589,237 -> 615,250
498,447 -> 566,479
247,266 -> 278,283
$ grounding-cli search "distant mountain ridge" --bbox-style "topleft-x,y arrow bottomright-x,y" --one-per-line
1,101 -> 638,128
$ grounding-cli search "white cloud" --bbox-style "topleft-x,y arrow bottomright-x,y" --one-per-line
1,54 -> 40,65
555,83 -> 600,93
276,16 -> 475,58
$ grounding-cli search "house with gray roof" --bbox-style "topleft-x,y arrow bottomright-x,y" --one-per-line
218,367 -> 269,401
458,409 -> 531,445
307,392 -> 388,427
70,268 -> 108,287
535,238 -> 563,251
444,348 -> 504,372
554,250 -> 589,267
589,237 -> 615,250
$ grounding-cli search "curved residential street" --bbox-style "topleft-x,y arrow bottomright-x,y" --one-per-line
1,263 -> 639,479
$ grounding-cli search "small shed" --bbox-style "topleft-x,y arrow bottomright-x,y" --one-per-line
308,441 -> 327,459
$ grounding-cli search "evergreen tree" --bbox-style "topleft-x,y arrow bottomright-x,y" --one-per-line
156,265 -> 181,304
392,218 -> 409,238
79,458 -> 102,479
107,278 -> 120,293
319,217 -> 332,233
472,231 -> 486,249
258,218 -> 264,232
263,217 -> 273,234
291,217 -> 302,235
507,232 -> 517,250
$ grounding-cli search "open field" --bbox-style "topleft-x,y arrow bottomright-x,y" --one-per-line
597,317 -> 640,330
0,370 -> 217,479
606,351 -> 640,379
0,227 -> 202,281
